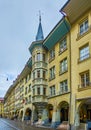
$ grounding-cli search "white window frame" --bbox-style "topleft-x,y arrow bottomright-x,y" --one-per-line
80,45 -> 89,61
79,19 -> 88,35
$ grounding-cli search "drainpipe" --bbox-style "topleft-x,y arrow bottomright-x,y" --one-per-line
61,12 -> 72,130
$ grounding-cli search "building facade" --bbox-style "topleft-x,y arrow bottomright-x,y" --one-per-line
0,98 -> 4,117
4,0 -> 91,129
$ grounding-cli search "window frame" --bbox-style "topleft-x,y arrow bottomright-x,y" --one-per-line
60,58 -> 68,74
79,19 -> 89,35
79,44 -> 90,61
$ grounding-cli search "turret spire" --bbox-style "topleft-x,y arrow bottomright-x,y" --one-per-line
36,11 -> 44,41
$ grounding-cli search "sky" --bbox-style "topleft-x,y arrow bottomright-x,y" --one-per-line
0,0 -> 67,97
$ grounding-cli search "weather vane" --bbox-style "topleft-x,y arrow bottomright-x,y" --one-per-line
37,10 -> 43,22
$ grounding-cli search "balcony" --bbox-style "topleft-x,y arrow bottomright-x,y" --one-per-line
32,61 -> 47,70
78,82 -> 91,91
32,78 -> 47,86
32,96 -> 47,103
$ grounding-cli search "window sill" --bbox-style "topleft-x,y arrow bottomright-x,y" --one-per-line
59,47 -> 67,55
78,55 -> 91,64
78,85 -> 91,92
49,57 -> 55,63
76,26 -> 91,41
49,76 -> 55,81
59,70 -> 68,76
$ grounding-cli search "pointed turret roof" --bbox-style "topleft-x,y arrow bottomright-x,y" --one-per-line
36,13 -> 44,41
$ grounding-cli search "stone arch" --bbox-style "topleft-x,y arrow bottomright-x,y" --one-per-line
25,107 -> 32,120
77,99 -> 91,123
58,101 -> 69,122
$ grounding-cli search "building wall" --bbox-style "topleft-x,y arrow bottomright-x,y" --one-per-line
70,9 -> 91,125
0,99 -> 4,117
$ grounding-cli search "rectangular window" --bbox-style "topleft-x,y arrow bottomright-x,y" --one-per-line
25,87 -> 27,94
49,66 -> 55,80
37,70 -> 40,78
28,84 -> 31,92
60,58 -> 67,74
37,87 -> 40,95
50,85 -> 55,96
80,71 -> 89,87
60,80 -> 68,93
80,45 -> 89,61
80,19 -> 88,35
29,95 -> 31,102
59,37 -> 67,53
37,53 -> 41,61
49,49 -> 55,59
43,53 -> 45,61
33,72 -> 35,79
33,55 -> 35,63
43,71 -> 46,79
43,88 -> 46,95
33,89 -> 35,95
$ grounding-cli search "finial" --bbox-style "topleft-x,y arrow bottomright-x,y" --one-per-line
36,10 -> 44,41
39,10 -> 41,23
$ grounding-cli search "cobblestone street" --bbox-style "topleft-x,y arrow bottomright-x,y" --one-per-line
0,118 -> 54,130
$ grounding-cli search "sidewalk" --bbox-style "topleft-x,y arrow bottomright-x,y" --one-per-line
2,118 -> 55,130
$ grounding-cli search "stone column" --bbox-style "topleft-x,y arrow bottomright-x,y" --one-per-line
42,109 -> 49,124
51,106 -> 60,128
74,111 -> 80,127
31,105 -> 38,124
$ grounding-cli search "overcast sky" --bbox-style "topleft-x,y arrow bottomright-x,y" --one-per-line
0,0 -> 67,97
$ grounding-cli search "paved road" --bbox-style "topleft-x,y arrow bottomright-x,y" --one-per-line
0,118 -> 54,130
0,118 -> 20,130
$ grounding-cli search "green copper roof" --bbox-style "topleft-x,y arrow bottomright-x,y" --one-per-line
27,57 -> 32,68
43,18 -> 70,50
29,40 -> 43,53
36,14 -> 44,41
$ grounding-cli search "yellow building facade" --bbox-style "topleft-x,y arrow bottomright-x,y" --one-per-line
0,98 -> 4,117
4,0 -> 91,129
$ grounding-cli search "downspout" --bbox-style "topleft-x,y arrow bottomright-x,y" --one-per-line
61,12 -> 72,130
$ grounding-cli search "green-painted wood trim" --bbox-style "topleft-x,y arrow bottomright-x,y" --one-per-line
43,18 -> 70,50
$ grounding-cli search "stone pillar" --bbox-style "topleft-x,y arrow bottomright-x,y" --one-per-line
22,110 -> 25,122
74,111 -> 80,127
42,109 -> 49,124
31,105 -> 38,124
51,106 -> 60,128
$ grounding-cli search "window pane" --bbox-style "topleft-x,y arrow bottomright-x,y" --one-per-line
80,20 -> 88,35
80,71 -> 89,87
60,38 -> 67,52
80,46 -> 89,61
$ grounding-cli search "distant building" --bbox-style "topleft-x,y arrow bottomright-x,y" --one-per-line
0,98 -> 4,117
